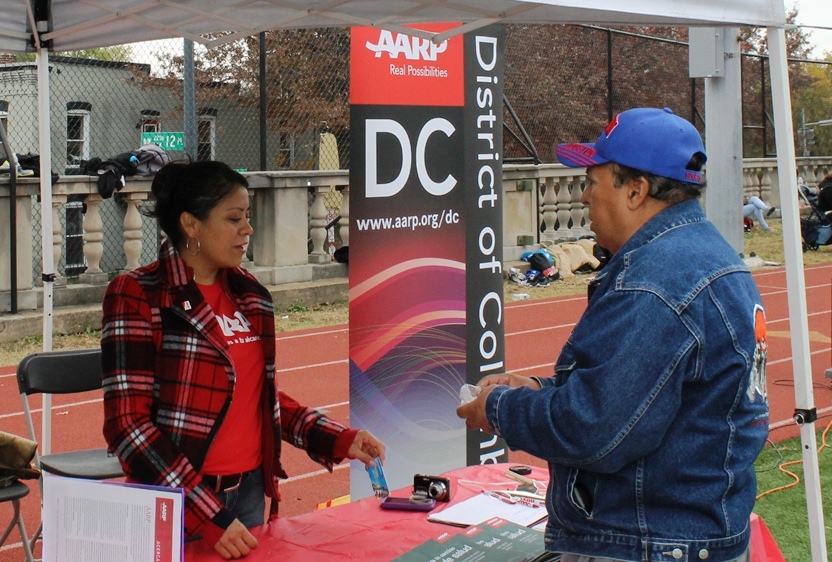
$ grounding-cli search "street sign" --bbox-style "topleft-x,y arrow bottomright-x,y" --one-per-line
141,132 -> 184,151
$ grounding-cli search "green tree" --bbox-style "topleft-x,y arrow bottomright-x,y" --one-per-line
737,8 -> 819,157
793,54 -> 832,156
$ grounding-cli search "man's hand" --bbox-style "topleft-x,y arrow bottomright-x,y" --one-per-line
214,519 -> 258,560
456,384 -> 497,433
457,374 -> 542,432
347,429 -> 386,466
478,373 -> 541,390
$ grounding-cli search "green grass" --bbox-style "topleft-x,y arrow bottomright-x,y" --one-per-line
754,425 -> 832,561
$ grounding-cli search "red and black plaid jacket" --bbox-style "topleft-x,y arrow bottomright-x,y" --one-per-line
101,241 -> 349,535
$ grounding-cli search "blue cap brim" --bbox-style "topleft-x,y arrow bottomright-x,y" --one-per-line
556,143 -> 611,169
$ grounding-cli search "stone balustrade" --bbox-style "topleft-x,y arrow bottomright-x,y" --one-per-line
1,157 -> 831,312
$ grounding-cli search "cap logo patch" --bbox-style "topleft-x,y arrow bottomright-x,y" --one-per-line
604,114 -> 620,138
685,171 -> 702,183
571,145 -> 597,157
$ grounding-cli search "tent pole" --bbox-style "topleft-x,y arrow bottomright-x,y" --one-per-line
0,120 -> 18,313
36,47 -> 54,455
767,26 -> 827,560
702,27 -> 744,254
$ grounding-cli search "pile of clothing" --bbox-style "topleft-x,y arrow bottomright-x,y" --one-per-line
508,238 -> 611,286
80,144 -> 170,198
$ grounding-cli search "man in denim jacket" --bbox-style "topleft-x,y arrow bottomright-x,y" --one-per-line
458,108 -> 769,562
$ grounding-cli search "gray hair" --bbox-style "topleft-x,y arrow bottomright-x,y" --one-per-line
611,158 -> 706,204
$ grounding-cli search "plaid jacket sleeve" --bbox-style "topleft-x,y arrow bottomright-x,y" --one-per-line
101,274 -> 231,534
278,390 -> 350,469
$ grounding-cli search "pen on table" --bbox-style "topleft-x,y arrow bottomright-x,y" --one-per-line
484,490 -> 517,505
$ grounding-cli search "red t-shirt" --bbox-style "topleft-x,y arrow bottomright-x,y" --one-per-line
199,280 -> 265,475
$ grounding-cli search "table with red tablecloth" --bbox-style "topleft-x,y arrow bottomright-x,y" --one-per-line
184,462 -> 784,561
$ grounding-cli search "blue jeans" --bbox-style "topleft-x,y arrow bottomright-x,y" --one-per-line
217,468 -> 266,528
743,195 -> 772,230
560,550 -> 749,562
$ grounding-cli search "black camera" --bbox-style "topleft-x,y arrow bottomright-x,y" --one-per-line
413,474 -> 451,502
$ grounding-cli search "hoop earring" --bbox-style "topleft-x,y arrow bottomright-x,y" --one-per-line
186,237 -> 201,256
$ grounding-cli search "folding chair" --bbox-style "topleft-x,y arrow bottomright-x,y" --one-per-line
17,348 -> 124,551
0,481 -> 35,562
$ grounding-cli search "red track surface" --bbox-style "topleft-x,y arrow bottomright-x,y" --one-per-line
1,263 -> 830,560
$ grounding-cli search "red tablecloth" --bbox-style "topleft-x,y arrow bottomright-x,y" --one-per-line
185,463 -> 785,561
185,463 -> 545,561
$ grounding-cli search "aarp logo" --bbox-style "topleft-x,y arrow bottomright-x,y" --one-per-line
350,23 -> 464,106
366,30 -> 448,61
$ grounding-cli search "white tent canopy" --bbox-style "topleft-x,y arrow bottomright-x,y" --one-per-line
1,0 -> 786,53
0,1 -> 824,559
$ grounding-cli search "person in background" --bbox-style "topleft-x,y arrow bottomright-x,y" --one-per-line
743,194 -> 777,232
458,108 -> 769,562
816,171 -> 832,216
101,160 -> 385,560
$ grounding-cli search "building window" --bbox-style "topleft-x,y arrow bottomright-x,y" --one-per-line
197,115 -> 215,161
64,196 -> 87,277
140,109 -> 161,134
276,131 -> 293,168
66,102 -> 91,169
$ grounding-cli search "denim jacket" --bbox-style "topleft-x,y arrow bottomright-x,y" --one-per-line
487,200 -> 769,562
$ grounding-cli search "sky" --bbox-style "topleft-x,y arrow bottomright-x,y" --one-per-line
133,2 -> 832,66
790,0 -> 832,56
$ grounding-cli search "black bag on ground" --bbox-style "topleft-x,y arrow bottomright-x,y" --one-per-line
528,251 -> 559,280
592,244 -> 613,269
334,246 -> 349,264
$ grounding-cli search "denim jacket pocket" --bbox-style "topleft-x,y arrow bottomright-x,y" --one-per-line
566,469 -> 595,519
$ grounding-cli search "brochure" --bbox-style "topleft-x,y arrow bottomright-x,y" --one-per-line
42,474 -> 184,562
394,517 -> 546,562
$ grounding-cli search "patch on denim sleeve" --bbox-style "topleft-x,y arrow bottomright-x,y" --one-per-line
748,304 -> 768,403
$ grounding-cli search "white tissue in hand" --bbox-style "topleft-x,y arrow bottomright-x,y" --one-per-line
459,384 -> 481,405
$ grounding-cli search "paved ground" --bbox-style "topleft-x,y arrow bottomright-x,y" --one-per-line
1,262 -> 829,560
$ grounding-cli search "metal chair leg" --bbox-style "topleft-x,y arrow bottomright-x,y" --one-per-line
17,508 -> 35,562
28,521 -> 42,560
0,497 -> 34,562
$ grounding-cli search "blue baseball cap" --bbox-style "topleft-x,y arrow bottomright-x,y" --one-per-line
556,107 -> 707,185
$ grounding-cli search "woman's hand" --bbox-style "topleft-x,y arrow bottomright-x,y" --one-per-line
347,429 -> 387,466
214,519 -> 258,560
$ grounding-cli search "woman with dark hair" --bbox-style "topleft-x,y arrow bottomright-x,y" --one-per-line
817,171 -> 832,216
101,160 -> 385,560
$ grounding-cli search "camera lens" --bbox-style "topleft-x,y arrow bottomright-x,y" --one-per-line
428,481 -> 447,499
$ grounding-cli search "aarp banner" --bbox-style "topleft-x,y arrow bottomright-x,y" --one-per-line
349,23 -> 507,499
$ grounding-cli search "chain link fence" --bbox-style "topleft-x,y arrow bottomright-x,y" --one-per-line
1,25 -> 830,282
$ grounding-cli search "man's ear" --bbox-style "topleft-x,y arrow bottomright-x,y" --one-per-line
625,177 -> 650,210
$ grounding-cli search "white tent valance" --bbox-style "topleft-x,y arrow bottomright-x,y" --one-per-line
2,0 -> 785,53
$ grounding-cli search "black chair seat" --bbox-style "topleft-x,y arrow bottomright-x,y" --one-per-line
0,480 -> 29,502
39,449 -> 123,479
